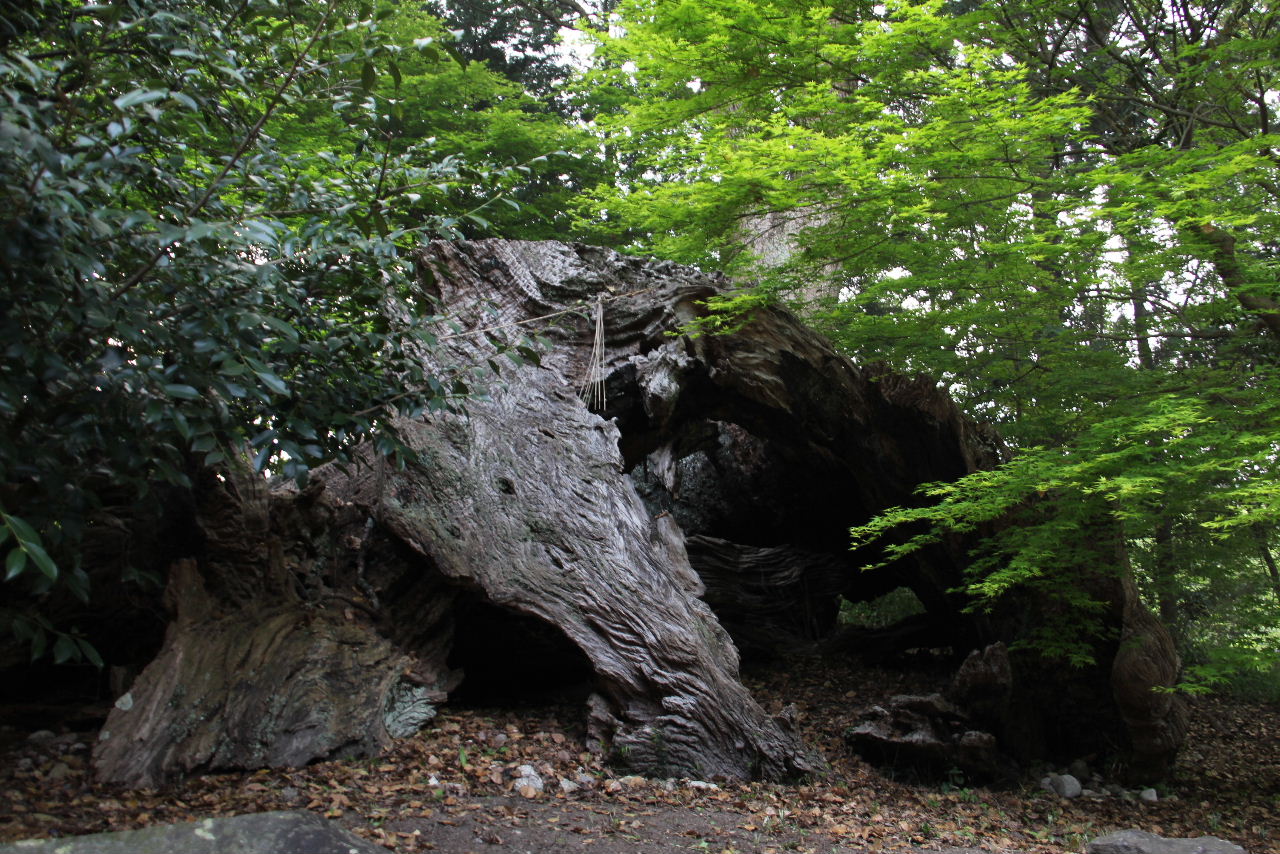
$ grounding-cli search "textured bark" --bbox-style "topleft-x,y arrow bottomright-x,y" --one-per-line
319,241 -> 819,781
92,560 -> 414,788
683,535 -> 850,655
1111,576 -> 1188,782
89,239 -> 1186,786
92,475 -> 454,787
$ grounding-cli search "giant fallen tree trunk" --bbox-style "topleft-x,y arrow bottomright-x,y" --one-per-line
324,248 -> 817,781
92,239 -> 1185,787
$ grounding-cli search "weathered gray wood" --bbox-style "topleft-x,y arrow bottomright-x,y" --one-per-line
684,535 -> 850,653
92,478 -> 453,788
324,241 -> 819,781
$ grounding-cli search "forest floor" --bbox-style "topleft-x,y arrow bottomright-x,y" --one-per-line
0,654 -> 1276,854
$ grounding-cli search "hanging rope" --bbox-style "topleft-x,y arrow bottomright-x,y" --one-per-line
353,285 -> 665,420
578,292 -> 607,410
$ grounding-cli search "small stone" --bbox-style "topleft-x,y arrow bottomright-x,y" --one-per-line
1139,787 -> 1158,802
687,780 -> 719,791
280,786 -> 300,802
513,765 -> 544,794
26,730 -> 55,744
1048,773 -> 1083,799
559,778 -> 580,794
16,757 -> 33,771
45,762 -> 71,781
618,775 -> 646,789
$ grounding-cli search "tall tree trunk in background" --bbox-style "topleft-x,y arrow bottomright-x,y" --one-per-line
1199,225 -> 1280,341
1256,526 -> 1280,606
1133,286 -> 1180,635
1152,517 -> 1179,634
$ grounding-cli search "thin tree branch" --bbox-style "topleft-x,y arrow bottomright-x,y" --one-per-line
110,3 -> 338,300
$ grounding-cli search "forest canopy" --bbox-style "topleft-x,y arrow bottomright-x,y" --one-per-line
577,0 -> 1280,686
2,0 -> 1278,692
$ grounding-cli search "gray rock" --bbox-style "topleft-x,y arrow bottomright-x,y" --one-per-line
1048,773 -> 1083,798
25,731 -> 55,744
1140,787 -> 1159,802
381,680 -> 437,739
0,810 -> 384,854
513,764 -> 544,793
1087,829 -> 1247,854
558,777 -> 580,794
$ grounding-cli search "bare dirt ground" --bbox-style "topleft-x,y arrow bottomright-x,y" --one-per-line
1,655 -> 1276,853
